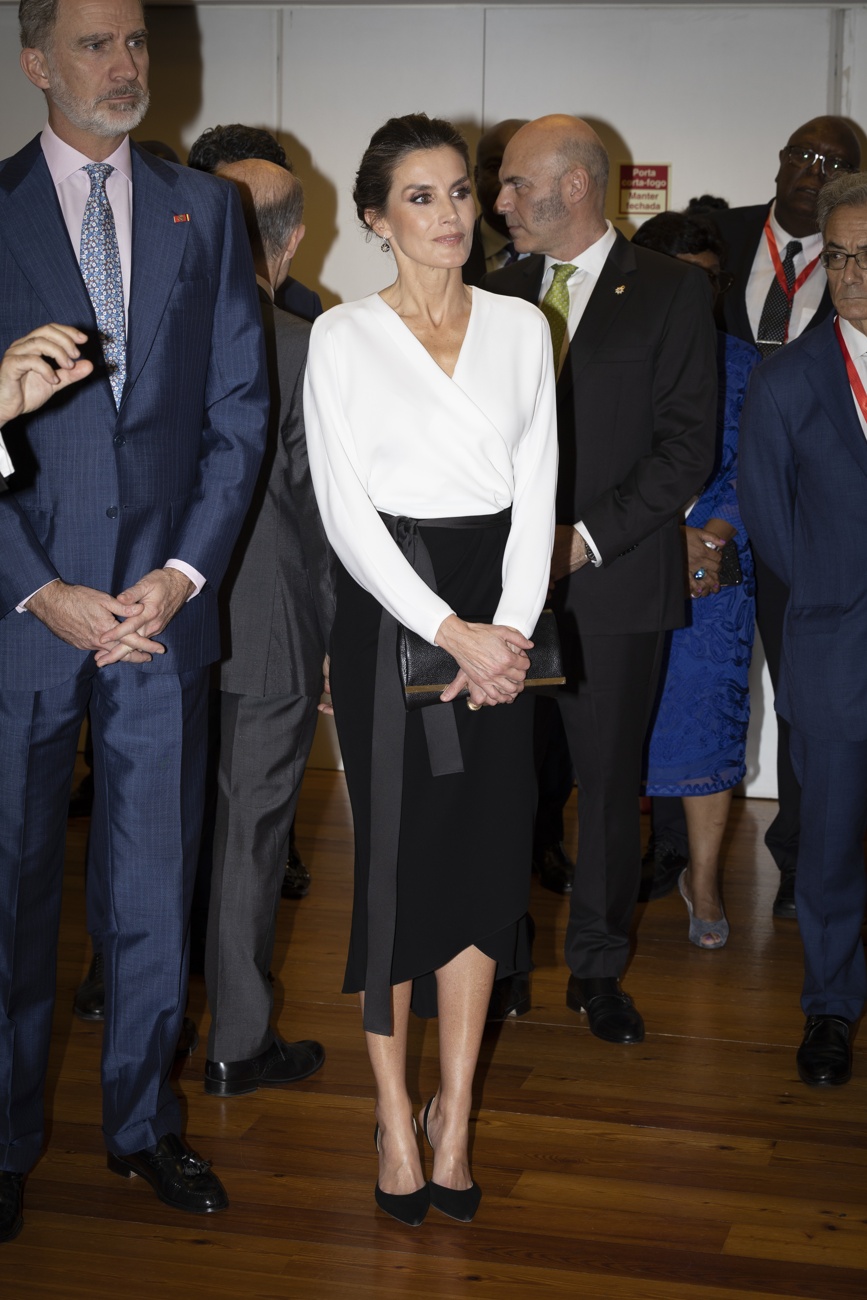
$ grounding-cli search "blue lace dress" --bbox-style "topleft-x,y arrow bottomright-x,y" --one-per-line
645,333 -> 759,796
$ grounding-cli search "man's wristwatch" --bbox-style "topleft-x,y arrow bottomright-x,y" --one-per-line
582,537 -> 595,566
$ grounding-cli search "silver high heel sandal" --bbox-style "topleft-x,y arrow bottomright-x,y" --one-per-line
678,868 -> 729,949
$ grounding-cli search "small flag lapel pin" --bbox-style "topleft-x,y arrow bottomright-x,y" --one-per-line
173,213 -> 190,224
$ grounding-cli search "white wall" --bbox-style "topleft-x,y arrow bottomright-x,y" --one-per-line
5,2 -> 865,787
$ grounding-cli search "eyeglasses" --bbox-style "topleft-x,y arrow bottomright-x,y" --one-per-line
821,248 -> 867,271
782,145 -> 856,178
707,269 -> 735,294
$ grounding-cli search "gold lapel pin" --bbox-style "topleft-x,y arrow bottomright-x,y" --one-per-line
615,284 -> 626,295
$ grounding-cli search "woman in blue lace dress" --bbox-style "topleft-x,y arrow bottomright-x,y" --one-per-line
635,212 -> 759,949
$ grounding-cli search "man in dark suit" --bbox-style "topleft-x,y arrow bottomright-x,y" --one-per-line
187,119 -> 322,906
698,116 -> 861,921
739,171 -> 867,1087
462,119 -> 526,288
467,118 -> 578,908
202,158 -> 332,1096
485,115 -> 716,1043
188,122 -> 323,327
0,0 -> 267,1241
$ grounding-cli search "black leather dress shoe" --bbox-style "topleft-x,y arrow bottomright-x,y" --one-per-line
638,836 -> 688,901
282,841 -> 311,899
532,843 -> 574,894
73,951 -> 105,1021
175,1017 -> 199,1058
108,1132 -> 228,1213
796,1015 -> 852,1086
0,1172 -> 24,1243
566,976 -> 645,1043
773,868 -> 797,919
67,772 -> 94,819
204,1036 -> 325,1096
487,972 -> 531,1020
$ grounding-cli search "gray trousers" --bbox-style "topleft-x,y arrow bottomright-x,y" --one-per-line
205,689 -> 319,1062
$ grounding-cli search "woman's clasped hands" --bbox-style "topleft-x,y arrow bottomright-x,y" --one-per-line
434,614 -> 533,708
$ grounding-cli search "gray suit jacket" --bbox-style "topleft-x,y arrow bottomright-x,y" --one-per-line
218,289 -> 334,696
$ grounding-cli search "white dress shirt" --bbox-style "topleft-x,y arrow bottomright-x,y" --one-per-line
745,200 -> 825,344
537,220 -> 618,564
16,128 -> 203,611
837,314 -> 867,439
304,289 -> 558,644
0,434 -> 13,478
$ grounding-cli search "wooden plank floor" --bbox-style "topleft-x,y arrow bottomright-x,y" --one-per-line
9,769 -> 867,1298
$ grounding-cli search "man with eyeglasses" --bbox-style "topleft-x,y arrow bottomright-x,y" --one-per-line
711,117 -> 861,923
739,171 -> 867,1088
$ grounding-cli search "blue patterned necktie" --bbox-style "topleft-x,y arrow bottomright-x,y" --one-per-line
79,163 -> 126,406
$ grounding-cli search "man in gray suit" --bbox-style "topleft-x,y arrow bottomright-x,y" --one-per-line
203,159 -> 332,1095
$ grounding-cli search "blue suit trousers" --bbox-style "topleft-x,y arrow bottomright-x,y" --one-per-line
0,657 -> 207,1172
790,728 -> 867,1022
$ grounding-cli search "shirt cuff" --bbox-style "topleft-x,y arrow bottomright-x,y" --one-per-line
575,521 -> 602,568
165,559 -> 206,600
17,577 -> 60,614
0,432 -> 14,478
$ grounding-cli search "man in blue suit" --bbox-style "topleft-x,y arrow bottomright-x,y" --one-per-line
0,0 -> 268,1240
740,170 -> 867,1088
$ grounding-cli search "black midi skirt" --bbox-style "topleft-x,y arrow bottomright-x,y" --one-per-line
330,515 -> 534,1021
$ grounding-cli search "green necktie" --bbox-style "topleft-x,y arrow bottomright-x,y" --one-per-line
540,263 -> 577,367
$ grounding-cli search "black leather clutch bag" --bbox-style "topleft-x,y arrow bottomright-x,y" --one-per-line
398,609 -> 565,711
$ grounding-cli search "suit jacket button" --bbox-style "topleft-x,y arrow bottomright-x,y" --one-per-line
106,506 -> 119,519
113,434 -> 126,447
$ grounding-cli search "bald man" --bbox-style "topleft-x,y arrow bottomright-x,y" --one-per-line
695,116 -> 862,922
462,119 -> 527,286
202,159 -> 332,1096
485,116 -> 716,1043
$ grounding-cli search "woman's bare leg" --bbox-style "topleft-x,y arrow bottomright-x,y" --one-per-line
681,788 -> 733,922
423,944 -> 496,1191
362,981 -> 425,1195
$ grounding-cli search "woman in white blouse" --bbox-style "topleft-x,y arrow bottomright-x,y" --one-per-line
304,114 -> 557,1227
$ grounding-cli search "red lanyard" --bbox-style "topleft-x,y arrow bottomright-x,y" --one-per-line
834,315 -> 867,421
764,219 -> 821,342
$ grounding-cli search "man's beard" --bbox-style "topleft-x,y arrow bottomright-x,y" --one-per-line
532,188 -> 569,226
47,63 -> 150,138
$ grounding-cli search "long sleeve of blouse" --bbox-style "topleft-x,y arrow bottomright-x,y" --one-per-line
303,289 -> 558,644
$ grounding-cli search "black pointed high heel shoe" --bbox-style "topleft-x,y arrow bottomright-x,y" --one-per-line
421,1097 -> 482,1223
373,1123 -> 429,1226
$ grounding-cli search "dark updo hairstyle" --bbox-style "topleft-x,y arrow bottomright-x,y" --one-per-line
353,113 -> 471,233
685,193 -> 730,214
631,210 -> 727,265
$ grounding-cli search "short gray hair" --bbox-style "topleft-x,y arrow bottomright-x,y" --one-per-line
19,0 -> 58,49
256,176 -> 304,260
219,160 -> 305,263
557,137 -> 610,194
817,172 -> 867,234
